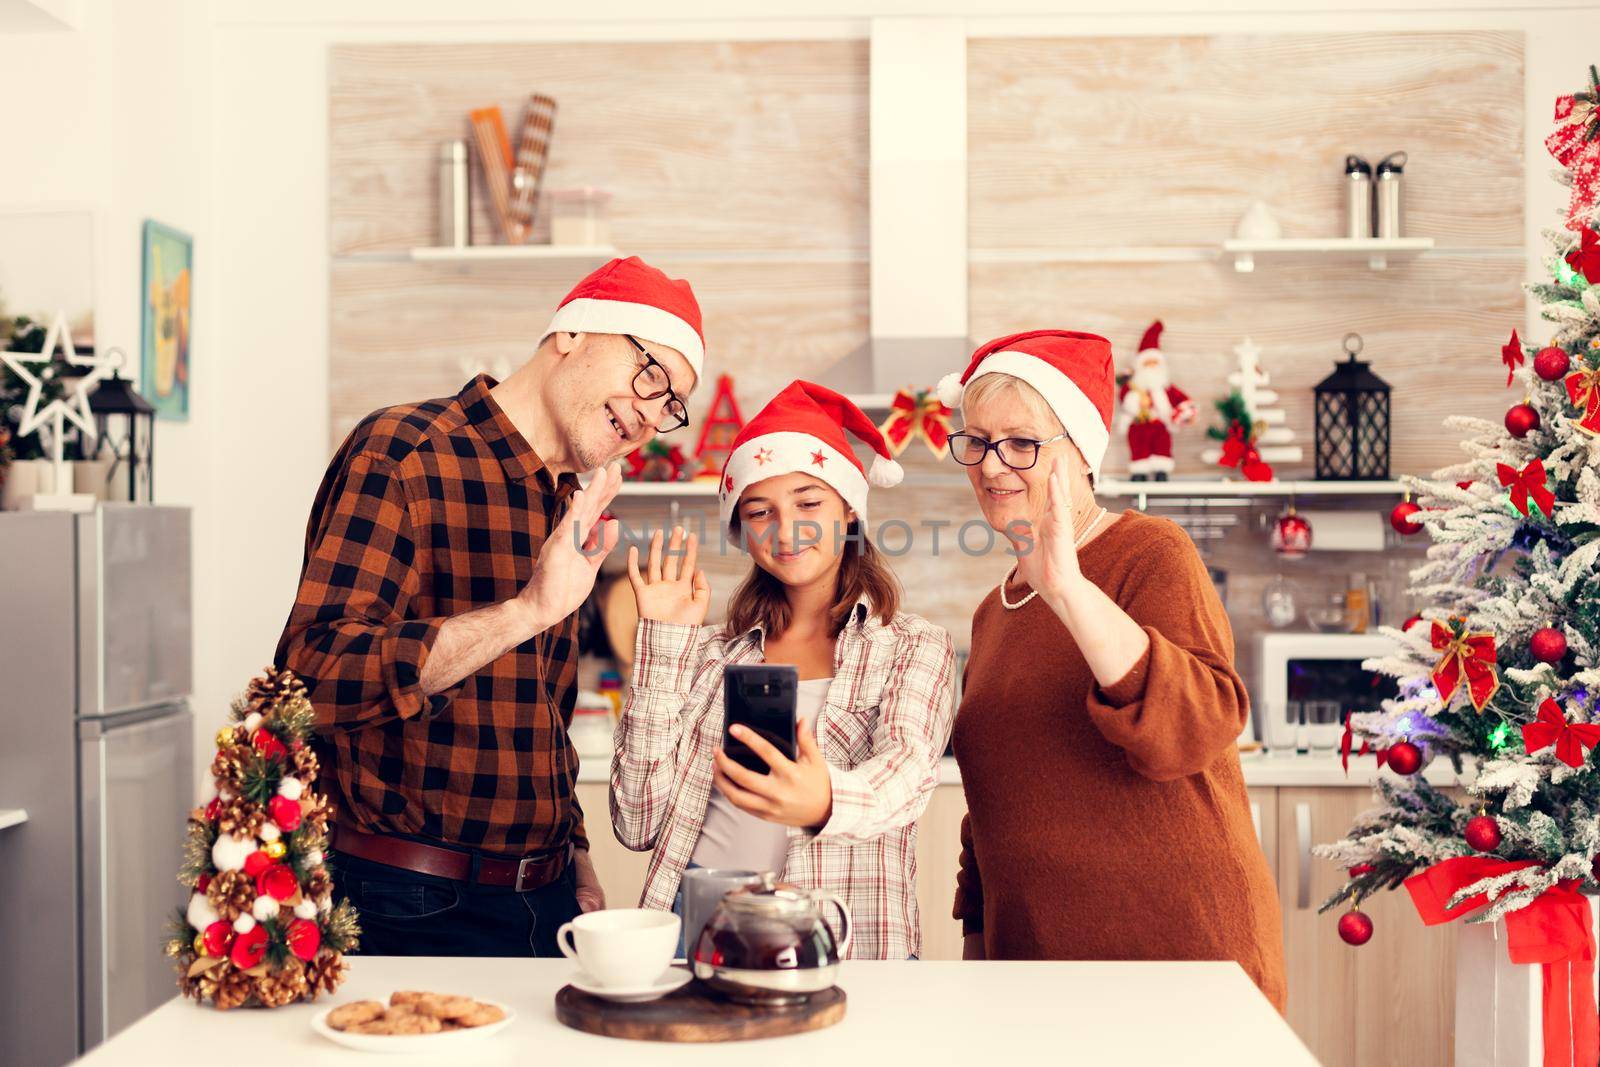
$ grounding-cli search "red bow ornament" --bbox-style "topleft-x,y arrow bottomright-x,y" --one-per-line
1522,697 -> 1600,769
1430,620 -> 1500,713
1216,423 -> 1274,482
879,388 -> 953,459
1565,225 -> 1600,285
1503,329 -> 1526,386
1546,78 -> 1600,232
1498,458 -> 1557,519
1565,365 -> 1600,437
1407,857 -> 1598,1067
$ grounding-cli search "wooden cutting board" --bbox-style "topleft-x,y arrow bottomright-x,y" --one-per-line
554,978 -> 846,1043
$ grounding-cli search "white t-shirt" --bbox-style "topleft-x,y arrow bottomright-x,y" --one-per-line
690,677 -> 833,875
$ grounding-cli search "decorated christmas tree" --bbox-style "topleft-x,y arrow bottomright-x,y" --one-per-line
164,668 -> 359,1009
1313,65 -> 1600,1063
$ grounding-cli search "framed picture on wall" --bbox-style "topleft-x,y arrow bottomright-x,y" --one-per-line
140,220 -> 191,421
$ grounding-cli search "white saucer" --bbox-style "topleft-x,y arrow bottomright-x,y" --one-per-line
568,966 -> 693,1003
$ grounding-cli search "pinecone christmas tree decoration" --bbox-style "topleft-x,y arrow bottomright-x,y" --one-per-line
167,667 -> 360,1010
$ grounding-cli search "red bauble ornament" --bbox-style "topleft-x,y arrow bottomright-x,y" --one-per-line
1390,501 -> 1424,535
1534,347 -> 1570,382
1387,741 -> 1423,776
1530,627 -> 1568,664
257,863 -> 299,902
202,920 -> 235,957
1505,403 -> 1541,439
1465,815 -> 1503,852
252,729 -> 287,761
1272,511 -> 1313,559
286,918 -> 322,962
242,850 -> 273,879
1402,614 -> 1424,632
195,873 -> 212,894
1348,863 -> 1375,877
230,924 -> 268,969
1338,910 -> 1374,946
204,796 -> 221,821
269,795 -> 303,832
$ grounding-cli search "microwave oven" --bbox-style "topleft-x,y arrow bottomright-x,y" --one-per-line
1255,633 -> 1400,751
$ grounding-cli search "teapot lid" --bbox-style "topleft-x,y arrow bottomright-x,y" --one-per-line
723,872 -> 817,919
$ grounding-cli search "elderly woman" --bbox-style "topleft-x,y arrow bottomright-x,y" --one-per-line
937,330 -> 1286,1011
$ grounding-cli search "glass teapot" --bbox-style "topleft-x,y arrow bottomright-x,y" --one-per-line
689,872 -> 853,1005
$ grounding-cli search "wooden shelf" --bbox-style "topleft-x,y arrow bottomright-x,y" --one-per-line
1222,237 -> 1435,273
1098,478 -> 1406,498
407,244 -> 617,263
0,809 -> 27,832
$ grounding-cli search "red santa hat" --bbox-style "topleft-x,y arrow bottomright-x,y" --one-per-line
543,255 -> 705,383
935,329 -> 1116,481
719,380 -> 903,534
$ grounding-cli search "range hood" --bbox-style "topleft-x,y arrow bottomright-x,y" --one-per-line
822,19 -> 973,409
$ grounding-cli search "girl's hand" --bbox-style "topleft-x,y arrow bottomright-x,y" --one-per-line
712,720 -> 833,830
1012,457 -> 1082,603
626,525 -> 711,626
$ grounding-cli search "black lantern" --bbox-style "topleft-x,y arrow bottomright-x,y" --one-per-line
1314,333 -> 1391,481
86,368 -> 156,502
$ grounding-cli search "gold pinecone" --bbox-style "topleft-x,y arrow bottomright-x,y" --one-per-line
301,794 -> 331,838
291,746 -> 319,779
206,870 -> 255,922
210,743 -> 253,791
303,952 -> 348,998
304,867 -> 333,901
215,796 -> 265,839
253,960 -> 308,1008
200,965 -> 256,1011
245,667 -> 308,716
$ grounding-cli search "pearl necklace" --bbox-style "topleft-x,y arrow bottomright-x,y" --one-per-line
1000,506 -> 1110,611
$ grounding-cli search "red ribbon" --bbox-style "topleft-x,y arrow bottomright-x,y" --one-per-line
1504,329 -> 1526,386
879,388 -> 952,459
1566,367 -> 1600,438
1430,620 -> 1500,712
1566,226 -> 1600,285
1407,857 -> 1598,1067
1216,424 -> 1274,482
1498,459 -> 1557,519
1338,711 -> 1389,774
1523,697 -> 1600,769
1548,93 -> 1600,233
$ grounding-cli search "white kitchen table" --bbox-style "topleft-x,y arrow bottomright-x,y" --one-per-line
78,957 -> 1315,1065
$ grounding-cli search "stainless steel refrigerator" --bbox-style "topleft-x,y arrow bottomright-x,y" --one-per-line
0,505 -> 194,1066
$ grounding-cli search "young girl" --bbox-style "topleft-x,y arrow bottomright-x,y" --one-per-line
610,381 -> 956,960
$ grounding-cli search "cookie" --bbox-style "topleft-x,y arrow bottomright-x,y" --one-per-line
388,990 -> 433,1007
326,1000 -> 386,1031
412,993 -> 478,1021
455,1002 -> 506,1028
352,1010 -> 442,1035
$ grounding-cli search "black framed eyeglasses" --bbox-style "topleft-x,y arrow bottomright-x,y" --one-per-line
624,335 -> 690,433
947,432 -> 1069,471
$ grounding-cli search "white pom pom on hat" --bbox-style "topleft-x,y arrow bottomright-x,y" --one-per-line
868,454 -> 904,489
936,371 -> 966,410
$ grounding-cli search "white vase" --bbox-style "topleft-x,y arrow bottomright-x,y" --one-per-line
0,458 -> 55,509
1455,895 -> 1600,1066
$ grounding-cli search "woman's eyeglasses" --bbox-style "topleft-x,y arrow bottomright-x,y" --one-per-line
625,335 -> 689,433
946,432 -> 1068,471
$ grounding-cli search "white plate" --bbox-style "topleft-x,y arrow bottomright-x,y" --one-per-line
310,999 -> 513,1053
568,966 -> 693,1003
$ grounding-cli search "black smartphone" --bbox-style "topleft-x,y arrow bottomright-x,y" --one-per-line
722,664 -> 798,774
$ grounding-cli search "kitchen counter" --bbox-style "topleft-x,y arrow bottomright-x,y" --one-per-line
573,753 -> 1466,789
79,958 -> 1315,1066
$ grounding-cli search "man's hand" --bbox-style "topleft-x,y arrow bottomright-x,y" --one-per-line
516,464 -> 623,632
712,720 -> 833,830
573,849 -> 605,913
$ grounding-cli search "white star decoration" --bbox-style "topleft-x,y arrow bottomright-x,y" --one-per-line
2,312 -> 119,440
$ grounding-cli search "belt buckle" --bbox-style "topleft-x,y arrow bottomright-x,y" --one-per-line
514,855 -> 540,893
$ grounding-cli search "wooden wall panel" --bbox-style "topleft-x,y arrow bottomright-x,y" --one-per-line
968,33 -> 1524,249
329,41 -> 868,255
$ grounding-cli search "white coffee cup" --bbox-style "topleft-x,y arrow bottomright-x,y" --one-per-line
556,908 -> 680,988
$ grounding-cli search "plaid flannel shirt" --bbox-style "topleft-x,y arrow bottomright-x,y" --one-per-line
275,375 -> 589,856
611,599 -> 956,959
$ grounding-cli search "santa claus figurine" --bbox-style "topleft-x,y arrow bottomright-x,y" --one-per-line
1118,321 -> 1196,481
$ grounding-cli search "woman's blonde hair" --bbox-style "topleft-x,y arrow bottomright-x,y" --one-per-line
960,373 -> 1065,436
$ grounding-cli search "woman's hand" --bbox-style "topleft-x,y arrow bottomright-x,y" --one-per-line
626,525 -> 711,626
1012,457 -> 1083,604
712,720 -> 833,830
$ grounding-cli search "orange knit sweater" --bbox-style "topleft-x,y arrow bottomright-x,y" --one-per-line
952,510 -> 1287,1012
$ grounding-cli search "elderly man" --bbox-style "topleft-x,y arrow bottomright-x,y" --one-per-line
275,256 -> 703,956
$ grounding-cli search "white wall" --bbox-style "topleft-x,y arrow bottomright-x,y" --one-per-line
7,0 -> 1598,797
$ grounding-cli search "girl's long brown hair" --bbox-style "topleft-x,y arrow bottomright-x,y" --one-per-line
723,521 -> 902,640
